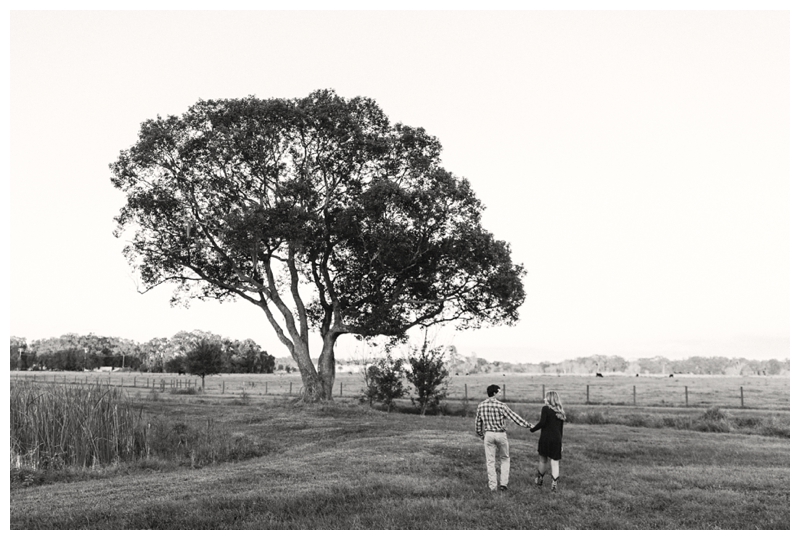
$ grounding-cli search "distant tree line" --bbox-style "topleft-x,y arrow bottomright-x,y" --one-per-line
9,331 -> 275,374
440,348 -> 789,376
10,336 -> 788,377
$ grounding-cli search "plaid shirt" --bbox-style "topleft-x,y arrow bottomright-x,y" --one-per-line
475,397 -> 533,437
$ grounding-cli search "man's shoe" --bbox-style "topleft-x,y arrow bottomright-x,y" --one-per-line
499,485 -> 508,491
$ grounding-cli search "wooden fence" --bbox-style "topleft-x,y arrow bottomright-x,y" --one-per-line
9,371 -> 787,410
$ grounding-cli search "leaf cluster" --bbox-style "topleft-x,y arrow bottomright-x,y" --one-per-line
110,89 -> 526,347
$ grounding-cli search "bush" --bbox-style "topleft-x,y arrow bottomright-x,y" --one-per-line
405,344 -> 450,416
694,407 -> 733,433
361,358 -> 408,412
699,406 -> 728,422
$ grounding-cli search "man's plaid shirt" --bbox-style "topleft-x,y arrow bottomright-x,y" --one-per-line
475,397 -> 533,437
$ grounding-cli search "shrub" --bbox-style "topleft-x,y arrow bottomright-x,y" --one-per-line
694,407 -> 733,433
405,344 -> 450,416
361,358 -> 408,412
699,406 -> 728,422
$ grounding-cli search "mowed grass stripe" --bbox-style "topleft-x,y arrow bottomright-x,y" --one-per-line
10,402 -> 789,529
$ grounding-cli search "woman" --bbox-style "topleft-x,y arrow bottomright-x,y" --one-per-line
530,390 -> 566,492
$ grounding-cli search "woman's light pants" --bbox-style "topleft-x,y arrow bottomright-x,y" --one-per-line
483,431 -> 510,490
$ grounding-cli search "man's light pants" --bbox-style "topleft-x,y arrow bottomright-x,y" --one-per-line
483,431 -> 510,490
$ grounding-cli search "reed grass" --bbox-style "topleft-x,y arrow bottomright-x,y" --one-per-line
10,380 -> 268,485
10,380 -> 147,470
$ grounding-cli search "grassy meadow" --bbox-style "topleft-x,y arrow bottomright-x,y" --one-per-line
10,374 -> 790,530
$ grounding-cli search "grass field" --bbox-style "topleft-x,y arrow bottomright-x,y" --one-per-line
10,387 -> 790,529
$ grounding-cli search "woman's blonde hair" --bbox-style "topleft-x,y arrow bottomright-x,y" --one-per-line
544,390 -> 566,421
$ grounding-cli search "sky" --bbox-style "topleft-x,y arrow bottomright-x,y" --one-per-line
5,6 -> 794,364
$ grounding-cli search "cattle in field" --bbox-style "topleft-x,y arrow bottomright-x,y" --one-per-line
669,374 -> 674,378
595,373 -> 603,378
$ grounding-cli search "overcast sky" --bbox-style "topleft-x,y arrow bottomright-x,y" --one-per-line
6,7 -> 793,363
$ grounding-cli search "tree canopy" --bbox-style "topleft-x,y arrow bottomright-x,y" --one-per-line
111,89 -> 526,401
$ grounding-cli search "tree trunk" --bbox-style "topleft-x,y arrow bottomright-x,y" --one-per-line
317,333 -> 338,401
292,346 -> 328,402
282,331 -> 339,402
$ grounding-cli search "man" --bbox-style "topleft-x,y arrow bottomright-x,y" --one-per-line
475,384 -> 533,492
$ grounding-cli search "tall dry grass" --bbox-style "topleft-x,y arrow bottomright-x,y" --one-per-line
10,380 -> 147,470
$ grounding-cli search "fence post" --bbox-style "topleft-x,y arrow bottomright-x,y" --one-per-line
464,383 -> 468,417
340,382 -> 343,397
265,381 -> 268,395
740,386 -> 744,408
222,381 -> 225,394
289,382 -> 292,394
503,384 -> 506,401
586,385 -> 590,404
685,386 -> 689,406
134,377 -> 136,387
542,384 -> 545,401
633,385 -> 636,406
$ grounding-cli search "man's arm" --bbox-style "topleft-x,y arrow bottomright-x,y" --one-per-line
530,405 -> 547,433
504,404 -> 533,429
475,407 -> 484,438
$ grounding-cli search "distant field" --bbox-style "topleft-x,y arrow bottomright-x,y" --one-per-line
11,370 -> 790,410
10,392 -> 790,529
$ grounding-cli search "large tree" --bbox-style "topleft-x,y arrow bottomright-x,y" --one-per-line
111,89 -> 525,401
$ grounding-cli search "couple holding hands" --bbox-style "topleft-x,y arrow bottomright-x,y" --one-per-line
475,384 -> 566,493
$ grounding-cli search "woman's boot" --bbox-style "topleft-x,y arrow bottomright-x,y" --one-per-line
534,469 -> 545,487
